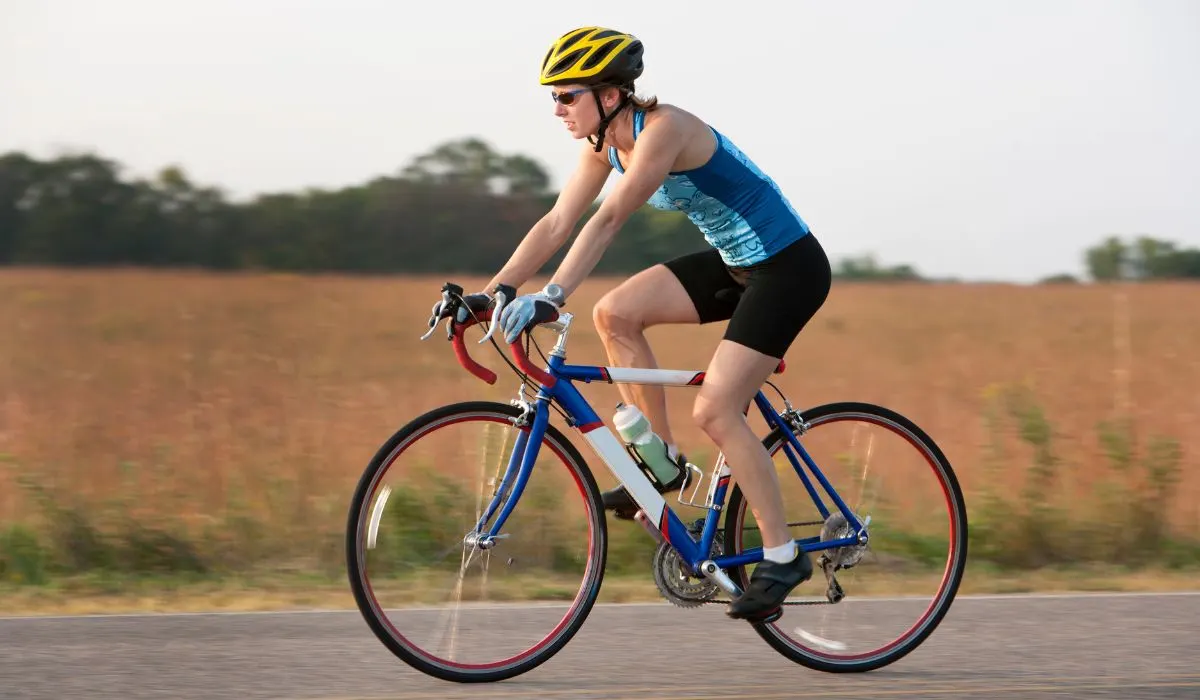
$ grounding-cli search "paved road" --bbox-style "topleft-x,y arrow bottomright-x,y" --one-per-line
2,592 -> 1198,699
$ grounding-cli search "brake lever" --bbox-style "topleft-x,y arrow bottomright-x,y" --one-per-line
419,285 -> 460,341
478,290 -> 509,344
419,318 -> 440,340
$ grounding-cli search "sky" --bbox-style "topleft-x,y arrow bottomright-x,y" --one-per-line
3,0 -> 1198,282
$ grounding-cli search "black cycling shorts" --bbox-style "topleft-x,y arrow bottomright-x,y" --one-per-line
662,232 -> 832,360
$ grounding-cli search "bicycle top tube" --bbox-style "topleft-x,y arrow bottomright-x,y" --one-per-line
439,305 -> 786,389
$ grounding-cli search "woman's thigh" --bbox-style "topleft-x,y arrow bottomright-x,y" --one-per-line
596,248 -> 740,328
723,233 -> 832,360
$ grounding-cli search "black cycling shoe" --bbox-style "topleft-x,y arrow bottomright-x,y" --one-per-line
601,453 -> 689,520
726,549 -> 813,623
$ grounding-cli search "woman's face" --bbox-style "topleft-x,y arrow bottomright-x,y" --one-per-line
550,85 -> 619,140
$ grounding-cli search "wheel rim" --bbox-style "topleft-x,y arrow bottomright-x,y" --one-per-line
729,409 -> 965,665
350,410 -> 601,673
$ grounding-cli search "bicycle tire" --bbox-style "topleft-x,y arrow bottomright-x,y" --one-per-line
723,400 -> 968,673
345,400 -> 608,682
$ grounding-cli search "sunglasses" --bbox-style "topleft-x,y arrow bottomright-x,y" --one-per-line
550,87 -> 591,105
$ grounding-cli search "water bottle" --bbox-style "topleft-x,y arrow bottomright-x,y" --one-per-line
612,402 -> 682,487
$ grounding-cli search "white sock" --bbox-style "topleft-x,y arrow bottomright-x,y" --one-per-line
763,540 -> 798,564
667,443 -> 680,461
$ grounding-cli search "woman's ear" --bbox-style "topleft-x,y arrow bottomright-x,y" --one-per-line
604,87 -> 623,109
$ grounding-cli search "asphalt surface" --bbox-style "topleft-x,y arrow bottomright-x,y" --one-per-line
1,592 -> 1197,699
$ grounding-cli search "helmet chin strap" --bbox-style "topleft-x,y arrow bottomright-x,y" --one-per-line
587,88 -> 631,152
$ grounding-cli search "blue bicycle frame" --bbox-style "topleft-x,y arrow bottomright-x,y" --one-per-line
466,314 -> 867,580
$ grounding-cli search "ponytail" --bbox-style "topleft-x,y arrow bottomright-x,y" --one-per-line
623,82 -> 659,111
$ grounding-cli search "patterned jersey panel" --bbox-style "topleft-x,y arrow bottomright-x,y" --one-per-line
609,109 -> 811,267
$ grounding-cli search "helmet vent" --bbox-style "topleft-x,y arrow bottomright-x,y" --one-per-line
558,28 -> 592,52
549,48 -> 588,77
582,40 -> 619,70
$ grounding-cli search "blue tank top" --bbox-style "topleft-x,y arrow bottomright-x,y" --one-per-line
608,109 -> 811,267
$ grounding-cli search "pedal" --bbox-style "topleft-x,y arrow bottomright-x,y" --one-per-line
745,606 -> 783,625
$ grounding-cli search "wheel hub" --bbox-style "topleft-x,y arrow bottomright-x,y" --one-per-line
817,511 -> 869,570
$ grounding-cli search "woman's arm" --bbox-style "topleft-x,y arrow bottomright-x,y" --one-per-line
485,146 -> 612,292
547,112 -> 687,300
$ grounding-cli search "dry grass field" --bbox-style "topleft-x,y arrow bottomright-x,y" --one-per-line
1,267 -> 1197,584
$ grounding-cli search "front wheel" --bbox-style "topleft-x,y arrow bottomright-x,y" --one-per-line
723,401 -> 968,673
346,400 -> 608,682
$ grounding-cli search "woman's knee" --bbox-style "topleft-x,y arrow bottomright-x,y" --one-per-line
692,393 -> 741,439
593,263 -> 703,339
592,287 -> 647,339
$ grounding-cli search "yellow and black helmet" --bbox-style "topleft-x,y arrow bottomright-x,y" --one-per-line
539,27 -> 645,87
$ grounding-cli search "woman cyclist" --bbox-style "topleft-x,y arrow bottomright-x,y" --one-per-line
428,26 -> 833,622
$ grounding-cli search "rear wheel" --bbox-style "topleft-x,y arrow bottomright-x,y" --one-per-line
723,401 -> 968,673
346,400 -> 607,682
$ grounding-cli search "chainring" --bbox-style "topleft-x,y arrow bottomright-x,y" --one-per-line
652,531 -> 724,608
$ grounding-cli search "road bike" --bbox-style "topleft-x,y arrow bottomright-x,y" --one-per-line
346,283 -> 969,683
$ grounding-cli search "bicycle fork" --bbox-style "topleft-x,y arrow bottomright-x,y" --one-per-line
466,387 -> 540,547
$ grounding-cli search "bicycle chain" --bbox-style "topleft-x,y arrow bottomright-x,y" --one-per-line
685,518 -> 838,607
709,599 -> 833,606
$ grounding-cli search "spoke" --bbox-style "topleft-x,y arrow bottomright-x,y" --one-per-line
434,422 -> 511,664
855,431 -> 877,515
429,542 -> 475,662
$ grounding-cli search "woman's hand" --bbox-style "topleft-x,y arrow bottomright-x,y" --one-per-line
497,284 -> 565,343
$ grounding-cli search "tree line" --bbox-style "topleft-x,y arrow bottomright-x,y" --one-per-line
1080,235 -> 1200,281
1,138 -> 1195,282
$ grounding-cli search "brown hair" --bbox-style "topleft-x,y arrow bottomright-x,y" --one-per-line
622,82 -> 659,111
